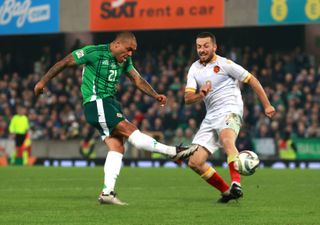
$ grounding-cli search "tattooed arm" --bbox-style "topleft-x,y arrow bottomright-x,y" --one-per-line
127,68 -> 167,105
34,54 -> 77,96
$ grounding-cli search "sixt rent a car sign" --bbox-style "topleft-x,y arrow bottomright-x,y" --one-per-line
90,0 -> 224,31
0,0 -> 59,35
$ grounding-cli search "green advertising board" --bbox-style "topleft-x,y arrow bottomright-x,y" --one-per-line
294,138 -> 320,159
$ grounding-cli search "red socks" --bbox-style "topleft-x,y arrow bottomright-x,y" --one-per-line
201,167 -> 229,193
228,155 -> 241,184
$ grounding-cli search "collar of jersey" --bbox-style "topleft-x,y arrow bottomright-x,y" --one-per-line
106,44 -> 114,57
200,54 -> 217,66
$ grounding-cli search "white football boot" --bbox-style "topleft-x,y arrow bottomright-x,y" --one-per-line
171,144 -> 199,161
98,191 -> 128,205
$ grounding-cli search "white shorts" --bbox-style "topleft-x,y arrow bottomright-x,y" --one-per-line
192,113 -> 242,154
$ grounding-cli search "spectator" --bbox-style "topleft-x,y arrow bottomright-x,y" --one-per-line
9,105 -> 31,165
278,131 -> 297,160
172,128 -> 186,146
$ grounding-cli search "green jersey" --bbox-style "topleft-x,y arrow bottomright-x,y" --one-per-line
72,44 -> 135,104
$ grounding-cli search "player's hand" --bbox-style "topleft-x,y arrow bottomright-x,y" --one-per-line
156,94 -> 167,106
200,81 -> 212,97
265,105 -> 275,118
34,81 -> 46,97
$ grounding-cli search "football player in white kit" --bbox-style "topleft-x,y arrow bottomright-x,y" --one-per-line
185,32 -> 275,203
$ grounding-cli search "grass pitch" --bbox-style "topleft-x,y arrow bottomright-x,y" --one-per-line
0,167 -> 319,225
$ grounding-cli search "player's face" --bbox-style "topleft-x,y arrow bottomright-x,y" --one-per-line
114,39 -> 137,63
196,37 -> 217,64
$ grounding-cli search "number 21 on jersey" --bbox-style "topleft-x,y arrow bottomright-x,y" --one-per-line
108,70 -> 117,82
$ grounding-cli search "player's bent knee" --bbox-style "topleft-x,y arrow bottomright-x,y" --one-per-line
114,120 -> 138,138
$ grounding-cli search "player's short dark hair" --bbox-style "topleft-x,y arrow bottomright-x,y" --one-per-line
196,32 -> 216,44
115,31 -> 136,42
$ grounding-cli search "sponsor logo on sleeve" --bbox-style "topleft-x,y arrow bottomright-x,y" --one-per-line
76,50 -> 84,59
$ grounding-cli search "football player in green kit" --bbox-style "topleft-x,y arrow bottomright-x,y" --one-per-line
34,32 -> 197,205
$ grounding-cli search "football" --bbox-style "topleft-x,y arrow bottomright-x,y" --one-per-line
235,150 -> 260,176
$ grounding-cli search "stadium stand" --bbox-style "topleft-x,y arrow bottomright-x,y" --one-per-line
0,40 -> 319,144
0,28 -> 319,160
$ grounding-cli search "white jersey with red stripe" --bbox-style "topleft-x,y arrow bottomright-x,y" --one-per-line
186,54 -> 251,120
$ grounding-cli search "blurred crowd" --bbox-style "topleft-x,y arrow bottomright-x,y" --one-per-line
0,42 -> 319,148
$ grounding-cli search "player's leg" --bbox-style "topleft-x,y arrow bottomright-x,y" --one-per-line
189,124 -> 230,195
220,128 -> 240,182
188,146 -> 229,194
15,134 -> 25,165
102,136 -> 125,194
112,120 -> 197,160
98,135 -> 128,205
219,114 -> 243,199
97,97 -> 197,160
83,99 -> 127,205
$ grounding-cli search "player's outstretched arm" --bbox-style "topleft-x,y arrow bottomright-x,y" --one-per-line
184,81 -> 211,105
184,92 -> 203,105
247,75 -> 275,118
127,68 -> 166,105
34,53 -> 77,96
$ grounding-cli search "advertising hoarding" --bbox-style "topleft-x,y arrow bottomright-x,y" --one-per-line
0,0 -> 59,35
90,0 -> 224,31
